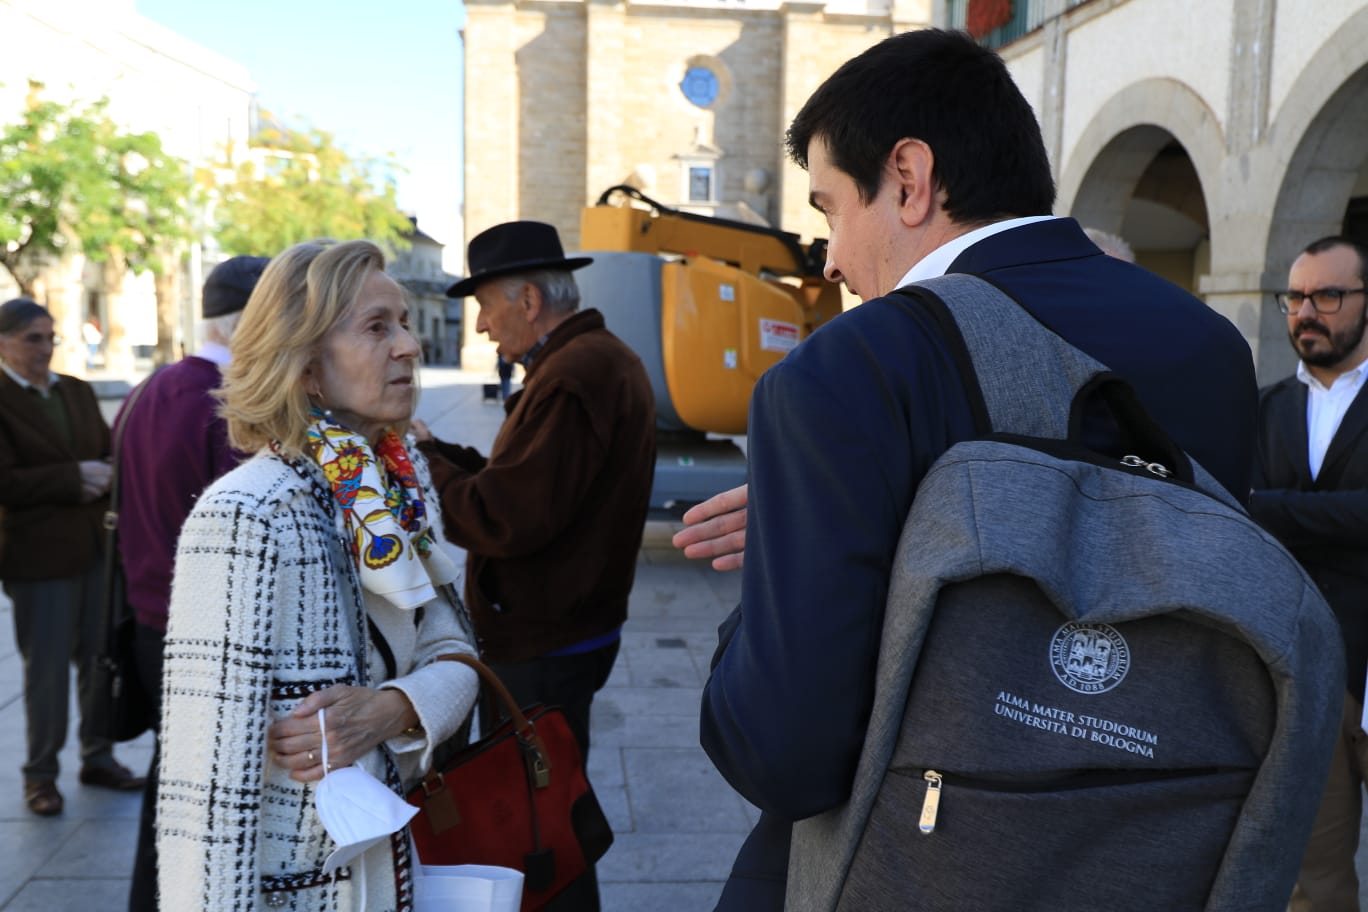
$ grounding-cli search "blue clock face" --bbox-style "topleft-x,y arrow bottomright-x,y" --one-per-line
680,66 -> 720,108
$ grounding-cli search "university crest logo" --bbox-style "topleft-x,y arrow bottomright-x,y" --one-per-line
1050,622 -> 1130,694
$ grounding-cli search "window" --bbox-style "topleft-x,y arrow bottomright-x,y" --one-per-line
688,166 -> 713,202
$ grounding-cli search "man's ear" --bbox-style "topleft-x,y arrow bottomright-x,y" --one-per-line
521,283 -> 543,324
890,138 -> 937,229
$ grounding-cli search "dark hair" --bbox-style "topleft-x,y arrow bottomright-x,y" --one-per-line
1301,236 -> 1368,283
0,298 -> 51,336
785,28 -> 1055,223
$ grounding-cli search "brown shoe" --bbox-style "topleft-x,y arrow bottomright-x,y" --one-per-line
79,762 -> 146,791
24,779 -> 63,816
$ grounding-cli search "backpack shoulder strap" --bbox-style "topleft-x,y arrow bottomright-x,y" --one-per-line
896,273 -> 1108,440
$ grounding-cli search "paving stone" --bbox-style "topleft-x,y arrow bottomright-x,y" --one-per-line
597,831 -> 746,883
37,819 -> 139,878
0,819 -> 80,907
590,713 -> 701,751
600,880 -> 726,912
623,748 -> 752,834
2,877 -> 130,912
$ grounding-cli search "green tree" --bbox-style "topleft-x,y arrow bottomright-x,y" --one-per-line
205,116 -> 412,257
0,84 -> 193,363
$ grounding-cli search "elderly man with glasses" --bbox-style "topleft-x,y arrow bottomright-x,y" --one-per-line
0,297 -> 144,817
1251,235 -> 1368,911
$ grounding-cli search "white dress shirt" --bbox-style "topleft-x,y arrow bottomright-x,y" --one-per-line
895,215 -> 1059,287
1296,359 -> 1368,480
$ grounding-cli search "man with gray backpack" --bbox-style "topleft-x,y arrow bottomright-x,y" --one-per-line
676,29 -> 1345,912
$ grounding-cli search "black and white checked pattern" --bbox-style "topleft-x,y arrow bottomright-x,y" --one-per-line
156,447 -> 477,911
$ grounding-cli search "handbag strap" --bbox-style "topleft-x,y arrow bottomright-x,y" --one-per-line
100,372 -> 160,643
432,653 -> 550,773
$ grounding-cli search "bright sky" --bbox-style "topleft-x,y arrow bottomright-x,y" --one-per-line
135,0 -> 466,271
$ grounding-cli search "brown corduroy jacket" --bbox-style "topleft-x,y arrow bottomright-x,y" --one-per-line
417,309 -> 656,662
0,371 -> 110,581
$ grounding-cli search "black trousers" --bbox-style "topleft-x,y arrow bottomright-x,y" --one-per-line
127,623 -> 164,912
485,639 -> 620,912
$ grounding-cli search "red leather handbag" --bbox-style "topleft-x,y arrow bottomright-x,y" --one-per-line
406,654 -> 614,911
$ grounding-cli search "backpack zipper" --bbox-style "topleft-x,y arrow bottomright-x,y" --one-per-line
919,770 -> 943,834
918,766 -> 1228,837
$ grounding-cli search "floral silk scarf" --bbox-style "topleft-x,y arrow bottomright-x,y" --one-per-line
305,411 -> 458,611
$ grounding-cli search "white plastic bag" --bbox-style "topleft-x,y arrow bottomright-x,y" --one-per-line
412,862 -> 524,912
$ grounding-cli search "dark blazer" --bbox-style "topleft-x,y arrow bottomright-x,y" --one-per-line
1250,375 -> 1368,695
0,371 -> 109,581
700,218 -> 1259,910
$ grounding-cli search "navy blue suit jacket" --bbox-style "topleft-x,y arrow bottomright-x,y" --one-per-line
699,218 -> 1258,909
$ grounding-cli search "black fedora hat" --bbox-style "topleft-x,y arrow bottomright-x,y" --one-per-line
446,221 -> 592,298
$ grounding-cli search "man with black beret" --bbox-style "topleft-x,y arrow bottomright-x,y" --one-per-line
414,220 -> 656,911
115,254 -> 270,912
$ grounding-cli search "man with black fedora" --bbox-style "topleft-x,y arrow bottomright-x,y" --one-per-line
114,254 -> 270,912
414,220 -> 655,909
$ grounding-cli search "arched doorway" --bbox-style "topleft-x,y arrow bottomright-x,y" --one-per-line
1069,126 -> 1210,293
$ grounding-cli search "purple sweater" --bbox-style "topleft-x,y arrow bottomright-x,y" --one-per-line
115,356 -> 242,631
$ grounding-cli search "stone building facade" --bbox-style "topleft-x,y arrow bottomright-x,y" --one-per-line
952,0 -> 1368,381
461,0 -> 933,369
464,0 -> 1368,383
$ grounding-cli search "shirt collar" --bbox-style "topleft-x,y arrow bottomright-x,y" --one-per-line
195,341 -> 232,366
1,361 -> 58,393
896,215 -> 1060,288
1296,358 -> 1368,393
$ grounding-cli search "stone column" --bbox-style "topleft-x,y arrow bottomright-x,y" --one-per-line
461,0 -> 522,371
584,0 -> 627,247
777,2 -> 834,237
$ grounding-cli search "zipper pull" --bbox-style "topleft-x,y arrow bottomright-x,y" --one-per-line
919,770 -> 943,835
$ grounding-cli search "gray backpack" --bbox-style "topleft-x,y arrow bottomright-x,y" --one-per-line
786,274 -> 1345,912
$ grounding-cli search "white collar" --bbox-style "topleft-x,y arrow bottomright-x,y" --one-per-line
1,361 -> 58,392
195,341 -> 232,366
1295,358 -> 1368,393
896,215 -> 1060,287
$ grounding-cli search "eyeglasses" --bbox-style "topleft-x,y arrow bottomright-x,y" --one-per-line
3,331 -> 61,347
1275,287 -> 1367,315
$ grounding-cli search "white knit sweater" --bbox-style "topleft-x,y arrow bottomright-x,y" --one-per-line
156,446 -> 479,911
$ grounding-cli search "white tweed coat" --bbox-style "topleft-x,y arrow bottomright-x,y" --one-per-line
156,444 -> 479,911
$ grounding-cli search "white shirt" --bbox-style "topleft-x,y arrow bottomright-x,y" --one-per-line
1,362 -> 58,397
1296,359 -> 1368,480
895,215 -> 1059,287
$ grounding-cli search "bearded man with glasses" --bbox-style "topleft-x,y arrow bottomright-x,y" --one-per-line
1251,235 -> 1368,911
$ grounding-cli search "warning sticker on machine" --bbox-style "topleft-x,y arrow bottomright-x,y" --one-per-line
759,319 -> 800,353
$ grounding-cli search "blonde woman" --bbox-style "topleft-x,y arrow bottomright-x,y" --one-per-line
156,240 -> 478,911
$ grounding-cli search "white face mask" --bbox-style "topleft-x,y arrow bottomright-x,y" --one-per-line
311,708 -> 418,874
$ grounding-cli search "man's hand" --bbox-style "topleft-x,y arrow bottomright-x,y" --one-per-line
409,418 -> 434,443
78,459 -> 112,502
672,483 -> 749,571
267,685 -> 418,782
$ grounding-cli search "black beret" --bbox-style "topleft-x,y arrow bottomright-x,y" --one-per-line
202,255 -> 271,318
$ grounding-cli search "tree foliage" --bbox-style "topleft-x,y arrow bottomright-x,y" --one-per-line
0,84 -> 192,298
205,117 -> 412,258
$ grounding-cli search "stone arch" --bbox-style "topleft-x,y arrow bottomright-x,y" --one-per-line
1256,7 -> 1368,378
1056,79 -> 1222,293
1057,77 -> 1224,229
1263,7 -> 1368,274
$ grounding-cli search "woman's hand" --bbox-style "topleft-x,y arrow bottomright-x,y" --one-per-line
267,685 -> 419,783
671,483 -> 749,571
